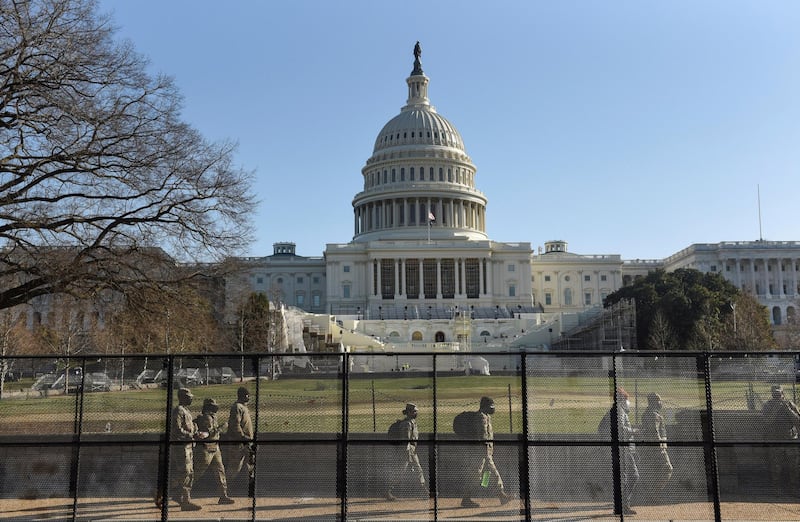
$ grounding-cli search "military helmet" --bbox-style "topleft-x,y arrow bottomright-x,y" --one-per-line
202,398 -> 219,413
177,388 -> 193,401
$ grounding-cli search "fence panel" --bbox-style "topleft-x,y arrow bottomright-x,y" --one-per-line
1,351 -> 799,521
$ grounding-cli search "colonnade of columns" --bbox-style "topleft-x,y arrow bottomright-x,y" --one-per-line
354,197 -> 485,236
368,257 -> 491,300
725,257 -> 800,297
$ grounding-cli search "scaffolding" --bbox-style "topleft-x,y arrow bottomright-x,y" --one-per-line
552,298 -> 638,351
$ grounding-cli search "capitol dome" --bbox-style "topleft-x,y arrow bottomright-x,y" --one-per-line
373,108 -> 465,153
351,43 -> 487,242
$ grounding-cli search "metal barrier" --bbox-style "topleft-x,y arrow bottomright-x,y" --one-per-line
0,351 -> 798,521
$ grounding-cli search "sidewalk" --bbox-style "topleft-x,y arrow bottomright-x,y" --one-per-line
1,497 -> 799,521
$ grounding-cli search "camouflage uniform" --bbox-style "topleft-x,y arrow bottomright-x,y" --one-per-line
387,404 -> 425,500
170,388 -> 201,510
762,385 -> 800,492
639,393 -> 673,503
612,388 -> 639,515
226,387 -> 255,492
194,398 -> 234,504
461,397 -> 510,508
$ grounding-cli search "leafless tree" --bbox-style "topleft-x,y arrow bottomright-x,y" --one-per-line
0,0 -> 255,311
647,310 -> 677,351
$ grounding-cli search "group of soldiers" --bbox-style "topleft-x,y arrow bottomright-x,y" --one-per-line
604,384 -> 800,515
604,388 -> 673,515
386,396 -> 512,508
158,386 -> 254,512
158,382 -> 800,512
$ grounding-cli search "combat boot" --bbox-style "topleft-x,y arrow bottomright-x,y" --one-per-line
180,501 -> 202,511
498,490 -> 511,505
461,497 -> 479,508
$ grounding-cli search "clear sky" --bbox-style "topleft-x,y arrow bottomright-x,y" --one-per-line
100,0 -> 800,261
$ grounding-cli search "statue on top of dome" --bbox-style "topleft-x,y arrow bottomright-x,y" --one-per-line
412,41 -> 423,75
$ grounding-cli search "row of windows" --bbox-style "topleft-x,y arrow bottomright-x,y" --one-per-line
295,292 -> 322,308
365,166 -> 473,188
379,129 -> 457,146
534,274 -> 609,282
722,263 -> 800,272
255,275 -> 323,285
538,289 -> 609,306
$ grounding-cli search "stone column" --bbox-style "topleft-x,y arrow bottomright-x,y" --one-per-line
436,258 -> 442,299
419,259 -> 425,299
454,258 -> 461,297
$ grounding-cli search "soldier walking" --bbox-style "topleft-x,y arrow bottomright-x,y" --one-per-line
386,403 -> 425,500
226,386 -> 255,494
762,385 -> 800,492
166,387 -> 202,511
460,397 -> 511,508
638,393 -> 673,504
194,398 -> 235,505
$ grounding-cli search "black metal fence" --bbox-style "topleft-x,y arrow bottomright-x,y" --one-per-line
0,350 -> 798,521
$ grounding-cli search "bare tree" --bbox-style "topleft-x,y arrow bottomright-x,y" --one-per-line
647,310 -> 677,351
0,309 -> 25,397
0,0 -> 255,311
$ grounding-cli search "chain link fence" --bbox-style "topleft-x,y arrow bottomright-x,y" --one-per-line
0,351 -> 798,521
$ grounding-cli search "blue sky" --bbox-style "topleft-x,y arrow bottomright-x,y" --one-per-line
100,1 -> 800,261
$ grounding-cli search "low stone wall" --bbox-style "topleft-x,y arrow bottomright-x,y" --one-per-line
0,411 -> 783,502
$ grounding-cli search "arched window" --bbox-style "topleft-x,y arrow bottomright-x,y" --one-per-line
564,288 -> 573,306
435,331 -> 446,342
412,331 -> 423,341
773,306 -> 782,325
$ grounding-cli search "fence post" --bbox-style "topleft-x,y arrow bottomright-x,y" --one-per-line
519,353 -> 531,521
610,355 -> 622,516
701,352 -> 722,522
338,351 -> 350,521
158,355 -> 175,522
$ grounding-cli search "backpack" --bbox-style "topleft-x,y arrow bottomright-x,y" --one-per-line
452,410 -> 483,438
388,419 -> 407,440
597,409 -> 612,435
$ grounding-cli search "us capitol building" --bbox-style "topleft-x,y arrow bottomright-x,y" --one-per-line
230,44 -> 799,351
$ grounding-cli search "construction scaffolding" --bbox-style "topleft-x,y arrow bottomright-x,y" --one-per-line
552,298 -> 638,351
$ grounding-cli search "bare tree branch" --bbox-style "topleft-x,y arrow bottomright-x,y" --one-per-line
0,0 -> 256,311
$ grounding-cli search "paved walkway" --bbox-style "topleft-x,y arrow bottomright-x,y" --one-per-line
1,497 -> 799,521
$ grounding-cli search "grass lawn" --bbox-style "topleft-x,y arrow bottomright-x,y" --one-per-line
0,374 -> 781,436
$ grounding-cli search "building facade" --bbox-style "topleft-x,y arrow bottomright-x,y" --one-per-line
324,46 -> 534,319
230,47 -> 800,330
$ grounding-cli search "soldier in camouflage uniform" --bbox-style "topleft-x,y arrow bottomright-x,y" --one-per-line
167,387 -> 202,511
639,393 -> 673,504
386,403 -> 425,500
461,397 -> 511,508
226,386 -> 255,494
194,398 -> 235,505
762,385 -> 800,492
